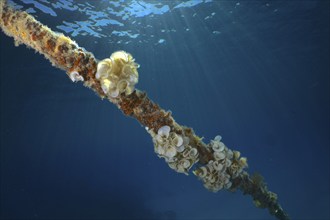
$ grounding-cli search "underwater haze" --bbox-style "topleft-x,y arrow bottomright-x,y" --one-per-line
0,0 -> 329,219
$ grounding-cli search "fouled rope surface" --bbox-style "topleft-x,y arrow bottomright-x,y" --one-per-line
0,1 -> 289,219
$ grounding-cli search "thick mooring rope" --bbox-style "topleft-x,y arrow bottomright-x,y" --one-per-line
0,1 -> 289,219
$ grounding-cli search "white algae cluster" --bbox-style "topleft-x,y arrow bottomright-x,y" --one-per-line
96,51 -> 139,98
193,135 -> 248,192
150,125 -> 199,175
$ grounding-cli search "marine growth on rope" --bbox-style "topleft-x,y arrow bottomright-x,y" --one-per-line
96,51 -> 139,98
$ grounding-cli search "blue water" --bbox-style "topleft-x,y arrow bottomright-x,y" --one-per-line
1,1 -> 329,219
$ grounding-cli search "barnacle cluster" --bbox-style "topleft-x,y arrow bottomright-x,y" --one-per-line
96,51 -> 139,98
150,125 -> 199,174
193,135 -> 248,192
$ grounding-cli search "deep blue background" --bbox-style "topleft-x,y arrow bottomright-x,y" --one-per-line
1,1 -> 329,219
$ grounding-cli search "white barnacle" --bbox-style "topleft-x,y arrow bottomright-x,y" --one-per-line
215,183 -> 224,191
182,136 -> 190,145
214,151 -> 226,160
101,79 -> 111,94
213,160 -> 224,171
182,148 -> 190,158
207,162 -> 214,173
233,150 -> 241,159
197,167 -> 208,178
165,146 -> 177,158
168,162 -> 177,170
111,50 -> 129,63
109,88 -> 120,98
181,159 -> 191,169
122,64 -> 134,76
176,144 -> 185,153
225,181 -> 232,189
117,79 -> 129,92
173,135 -> 183,147
214,135 -> 222,142
69,71 -> 84,82
239,157 -> 248,167
209,175 -> 216,183
219,142 -> 225,151
96,58 -> 112,79
212,141 -> 225,152
129,74 -> 138,84
189,148 -> 198,158
155,133 -> 165,144
157,146 -> 165,155
225,158 -> 232,167
226,149 -> 234,159
158,125 -> 171,138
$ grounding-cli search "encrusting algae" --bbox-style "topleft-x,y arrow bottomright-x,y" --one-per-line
0,1 -> 289,219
